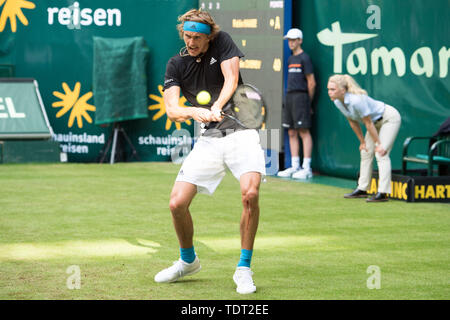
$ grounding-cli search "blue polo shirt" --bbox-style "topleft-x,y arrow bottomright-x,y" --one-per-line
334,93 -> 385,123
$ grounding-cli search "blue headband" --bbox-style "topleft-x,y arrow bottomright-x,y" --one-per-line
183,21 -> 211,35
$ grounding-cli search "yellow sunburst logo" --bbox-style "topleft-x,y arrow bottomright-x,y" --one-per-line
52,82 -> 96,129
149,85 -> 192,131
0,0 -> 35,33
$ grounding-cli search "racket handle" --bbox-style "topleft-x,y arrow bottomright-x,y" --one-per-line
222,102 -> 233,112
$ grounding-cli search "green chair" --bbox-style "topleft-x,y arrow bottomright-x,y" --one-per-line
402,134 -> 450,176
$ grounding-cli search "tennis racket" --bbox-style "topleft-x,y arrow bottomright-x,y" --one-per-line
221,83 -> 267,130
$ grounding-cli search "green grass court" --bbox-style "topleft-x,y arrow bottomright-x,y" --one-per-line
0,163 -> 448,300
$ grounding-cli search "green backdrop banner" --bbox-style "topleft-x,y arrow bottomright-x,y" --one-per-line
296,0 -> 449,178
0,0 -> 197,162
1,0 -> 448,177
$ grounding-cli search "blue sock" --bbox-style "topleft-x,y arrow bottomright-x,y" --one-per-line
180,246 -> 196,264
237,249 -> 253,268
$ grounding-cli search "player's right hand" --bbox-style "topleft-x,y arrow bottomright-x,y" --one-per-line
192,107 -> 214,123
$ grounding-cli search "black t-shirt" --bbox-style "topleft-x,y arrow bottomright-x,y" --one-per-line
286,52 -> 314,93
163,31 -> 244,132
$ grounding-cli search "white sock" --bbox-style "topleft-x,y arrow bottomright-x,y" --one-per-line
302,158 -> 311,170
291,157 -> 300,169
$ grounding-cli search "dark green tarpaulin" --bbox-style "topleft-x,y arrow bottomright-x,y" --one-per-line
93,36 -> 149,125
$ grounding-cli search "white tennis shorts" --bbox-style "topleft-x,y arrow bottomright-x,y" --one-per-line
176,129 -> 266,195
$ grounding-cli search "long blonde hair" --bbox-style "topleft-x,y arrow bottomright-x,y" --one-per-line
328,74 -> 367,95
176,9 -> 220,40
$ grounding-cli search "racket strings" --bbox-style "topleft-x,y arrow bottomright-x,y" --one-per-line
231,85 -> 265,129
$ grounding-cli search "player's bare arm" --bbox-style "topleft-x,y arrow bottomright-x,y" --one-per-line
362,116 -> 387,156
210,56 -> 240,121
164,85 -> 213,123
347,118 -> 364,142
361,116 -> 380,143
347,118 -> 367,151
306,73 -> 316,101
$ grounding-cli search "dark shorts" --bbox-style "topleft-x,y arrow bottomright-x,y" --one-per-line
282,91 -> 312,129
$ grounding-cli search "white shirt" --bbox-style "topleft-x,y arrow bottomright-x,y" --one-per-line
334,93 -> 385,123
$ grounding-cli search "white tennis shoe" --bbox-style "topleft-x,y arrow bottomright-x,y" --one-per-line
154,256 -> 201,283
233,267 -> 256,294
292,168 -> 313,179
277,167 -> 299,178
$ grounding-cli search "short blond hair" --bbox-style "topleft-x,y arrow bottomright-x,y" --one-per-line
177,9 -> 220,40
328,74 -> 368,95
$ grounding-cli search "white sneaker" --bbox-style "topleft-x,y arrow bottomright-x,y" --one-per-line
292,168 -> 313,179
277,167 -> 299,178
154,256 -> 201,283
233,267 -> 256,294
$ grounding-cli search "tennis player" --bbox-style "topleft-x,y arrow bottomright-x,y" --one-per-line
154,9 -> 266,294
327,74 -> 402,202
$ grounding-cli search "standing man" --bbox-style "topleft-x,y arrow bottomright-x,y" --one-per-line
154,9 -> 266,295
277,28 -> 316,179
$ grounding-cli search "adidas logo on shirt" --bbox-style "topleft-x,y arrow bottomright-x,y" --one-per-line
210,57 -> 217,65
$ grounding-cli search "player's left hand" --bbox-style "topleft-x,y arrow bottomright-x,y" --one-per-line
210,103 -> 224,122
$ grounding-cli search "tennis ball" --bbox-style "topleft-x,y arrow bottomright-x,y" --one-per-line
196,90 -> 211,105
